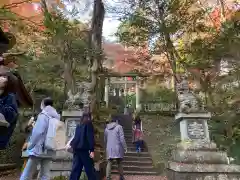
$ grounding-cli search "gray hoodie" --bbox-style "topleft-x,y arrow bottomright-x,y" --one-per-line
104,122 -> 127,159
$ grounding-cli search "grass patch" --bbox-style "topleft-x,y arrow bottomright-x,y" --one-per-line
142,115 -> 180,174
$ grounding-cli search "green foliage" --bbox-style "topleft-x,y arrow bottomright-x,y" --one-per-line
51,173 -> 88,180
116,9 -> 155,46
52,176 -> 68,180
141,86 -> 175,103
0,118 -> 25,165
210,113 -> 240,164
115,0 -> 240,163
116,0 -> 204,50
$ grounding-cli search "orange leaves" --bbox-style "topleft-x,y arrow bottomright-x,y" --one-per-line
209,5 -> 236,30
0,0 -> 11,7
103,42 -> 172,76
1,0 -> 66,32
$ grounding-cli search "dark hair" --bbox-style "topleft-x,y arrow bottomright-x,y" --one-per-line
43,97 -> 53,107
111,114 -> 118,122
79,102 -> 84,109
81,113 -> 91,124
134,115 -> 141,122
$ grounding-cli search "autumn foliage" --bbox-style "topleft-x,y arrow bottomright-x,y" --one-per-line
1,0 -> 64,31
209,4 -> 237,30
103,42 -> 172,77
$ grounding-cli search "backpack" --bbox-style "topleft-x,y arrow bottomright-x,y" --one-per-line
43,113 -> 66,151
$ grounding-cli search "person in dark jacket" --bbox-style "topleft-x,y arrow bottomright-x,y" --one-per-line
0,71 -> 18,150
69,113 -> 96,180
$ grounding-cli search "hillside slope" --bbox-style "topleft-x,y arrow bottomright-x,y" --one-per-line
142,115 -> 180,174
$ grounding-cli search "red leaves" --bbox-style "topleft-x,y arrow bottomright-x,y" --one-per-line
2,0 -> 46,31
104,42 -> 171,76
209,5 -> 235,30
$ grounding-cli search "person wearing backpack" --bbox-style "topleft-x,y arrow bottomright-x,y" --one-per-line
20,97 -> 60,180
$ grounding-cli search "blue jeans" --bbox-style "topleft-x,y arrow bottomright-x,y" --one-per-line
136,140 -> 143,152
20,156 -> 51,180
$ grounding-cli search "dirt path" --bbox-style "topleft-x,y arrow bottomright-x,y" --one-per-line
112,175 -> 167,180
0,171 -> 167,180
0,169 -> 20,180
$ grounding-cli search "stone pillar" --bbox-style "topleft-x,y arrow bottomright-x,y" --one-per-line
135,79 -> 141,111
62,110 -> 83,142
104,78 -> 109,107
166,112 -> 240,180
49,81 -> 93,178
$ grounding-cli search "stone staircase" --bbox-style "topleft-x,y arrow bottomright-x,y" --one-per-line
112,115 -> 159,176
49,114 -> 159,178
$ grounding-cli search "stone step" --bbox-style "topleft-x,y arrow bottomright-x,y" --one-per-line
112,165 -> 156,173
126,148 -> 147,152
123,155 -> 152,162
121,160 -> 153,166
124,131 -> 133,134
124,134 -> 132,138
0,163 -> 16,171
125,152 -> 150,157
126,143 -> 145,148
112,170 -> 159,176
51,157 -> 153,171
126,145 -> 147,151
124,138 -> 133,142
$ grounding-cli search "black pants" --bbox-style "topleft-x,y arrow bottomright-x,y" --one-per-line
70,151 -> 96,180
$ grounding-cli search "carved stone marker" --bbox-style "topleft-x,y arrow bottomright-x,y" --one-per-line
176,113 -> 210,142
50,109 -> 83,178
187,120 -> 205,139
62,110 -> 83,142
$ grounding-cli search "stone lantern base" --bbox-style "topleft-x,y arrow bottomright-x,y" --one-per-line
167,141 -> 240,180
166,113 -> 240,180
167,163 -> 240,180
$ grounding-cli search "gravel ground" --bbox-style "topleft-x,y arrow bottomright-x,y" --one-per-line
1,174 -> 167,180
112,175 -> 167,180
0,169 -> 20,180
0,170 -> 167,180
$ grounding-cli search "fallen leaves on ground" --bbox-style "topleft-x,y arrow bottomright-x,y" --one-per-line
112,175 -> 167,180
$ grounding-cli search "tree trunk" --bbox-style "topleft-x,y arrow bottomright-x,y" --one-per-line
99,74 -> 105,102
63,59 -> 75,93
89,0 -> 105,114
155,0 -> 179,109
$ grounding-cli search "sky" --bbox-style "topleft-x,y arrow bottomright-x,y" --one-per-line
102,17 -> 120,41
65,0 -> 122,42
